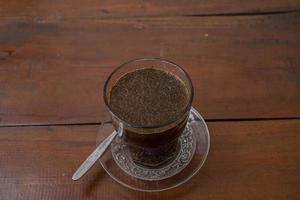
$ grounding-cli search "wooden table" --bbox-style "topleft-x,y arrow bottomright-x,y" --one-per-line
1,1 -> 300,199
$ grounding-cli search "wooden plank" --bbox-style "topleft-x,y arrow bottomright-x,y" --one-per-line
0,0 -> 299,19
1,13 -> 300,125
0,120 -> 299,199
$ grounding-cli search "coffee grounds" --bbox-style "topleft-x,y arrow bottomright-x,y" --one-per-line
109,68 -> 189,127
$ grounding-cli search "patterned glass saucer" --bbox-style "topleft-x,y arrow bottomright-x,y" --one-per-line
96,107 -> 210,192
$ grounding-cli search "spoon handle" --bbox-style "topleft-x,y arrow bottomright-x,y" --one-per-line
72,130 -> 118,181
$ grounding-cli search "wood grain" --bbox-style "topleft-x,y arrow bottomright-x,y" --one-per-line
0,120 -> 299,199
0,0 -> 299,19
0,12 -> 300,125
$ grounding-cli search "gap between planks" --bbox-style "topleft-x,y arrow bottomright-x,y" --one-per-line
1,117 -> 300,128
0,9 -> 299,23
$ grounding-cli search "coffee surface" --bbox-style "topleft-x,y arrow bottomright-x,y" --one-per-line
109,68 -> 189,127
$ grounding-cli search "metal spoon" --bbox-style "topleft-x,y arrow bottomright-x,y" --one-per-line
72,123 -> 123,181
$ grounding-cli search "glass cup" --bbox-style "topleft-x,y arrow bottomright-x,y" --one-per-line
103,58 -> 194,167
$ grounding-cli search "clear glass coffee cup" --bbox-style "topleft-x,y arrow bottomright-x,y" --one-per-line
103,58 -> 194,167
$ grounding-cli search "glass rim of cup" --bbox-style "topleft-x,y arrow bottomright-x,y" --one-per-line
103,57 -> 194,129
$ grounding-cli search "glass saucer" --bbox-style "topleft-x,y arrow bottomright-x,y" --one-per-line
96,107 -> 210,192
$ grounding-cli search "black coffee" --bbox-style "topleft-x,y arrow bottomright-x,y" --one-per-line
109,68 -> 189,127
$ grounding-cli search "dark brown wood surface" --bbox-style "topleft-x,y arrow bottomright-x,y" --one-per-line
0,0 -> 299,18
0,120 -> 299,200
1,12 -> 300,125
0,0 -> 300,199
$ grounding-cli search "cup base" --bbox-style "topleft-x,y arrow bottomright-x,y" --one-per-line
97,107 -> 210,192
111,122 -> 196,181
127,140 -> 181,169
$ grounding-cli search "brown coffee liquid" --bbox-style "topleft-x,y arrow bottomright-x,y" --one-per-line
109,68 -> 189,127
